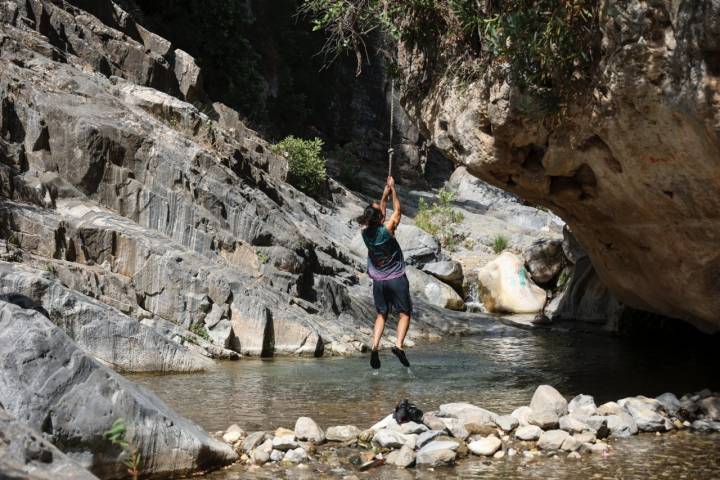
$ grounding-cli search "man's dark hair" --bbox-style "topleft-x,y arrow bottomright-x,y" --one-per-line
356,204 -> 383,226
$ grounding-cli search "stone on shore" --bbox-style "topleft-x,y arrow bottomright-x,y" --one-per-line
495,415 -> 519,432
560,435 -> 582,452
243,432 -> 267,453
691,420 -> 720,432
406,266 -> 466,310
422,261 -> 464,290
441,418 -> 470,440
656,393 -> 682,416
422,412 -> 448,431
371,414 -> 400,432
568,395 -> 597,417
477,252 -> 547,313
372,430 -> 412,449
270,449 -> 285,462
223,424 -> 246,445
538,430 -> 570,450
511,406 -> 533,426
251,439 -> 273,464
559,415 -> 591,433
528,410 -> 560,429
295,417 -> 325,443
272,433 -> 299,451
530,385 -> 569,417
596,402 -> 625,416
326,425 -> 361,442
386,445 -> 416,468
468,435 -> 502,456
606,412 -> 639,437
699,397 -> 720,421
283,448 -> 308,463
416,441 -> 458,467
524,239 -> 565,284
573,432 -> 597,444
400,421 -> 429,435
620,397 -> 667,432
515,425 -> 543,441
438,403 -> 497,427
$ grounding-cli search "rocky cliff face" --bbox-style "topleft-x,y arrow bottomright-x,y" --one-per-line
397,0 -> 720,333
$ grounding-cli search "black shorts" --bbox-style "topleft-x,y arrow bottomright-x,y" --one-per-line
372,274 -> 412,315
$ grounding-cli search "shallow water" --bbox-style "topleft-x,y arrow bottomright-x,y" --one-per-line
132,331 -> 719,432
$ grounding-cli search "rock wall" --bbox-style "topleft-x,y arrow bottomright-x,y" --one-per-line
397,0 -> 720,332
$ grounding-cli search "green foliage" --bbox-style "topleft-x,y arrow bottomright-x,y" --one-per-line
557,268 -> 571,289
415,188 -> 465,251
257,251 -> 270,264
190,322 -> 210,341
272,136 -> 327,197
104,419 -> 141,480
492,234 -> 509,254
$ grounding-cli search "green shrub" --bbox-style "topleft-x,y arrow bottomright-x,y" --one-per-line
272,136 -> 327,197
190,322 -> 210,341
415,188 -> 466,251
104,419 -> 141,480
492,234 -> 508,254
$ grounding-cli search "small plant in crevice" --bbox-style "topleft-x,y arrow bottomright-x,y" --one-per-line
104,418 -> 141,480
492,234 -> 509,254
415,187 -> 466,251
271,136 -> 327,198
190,321 -> 210,341
256,251 -> 270,264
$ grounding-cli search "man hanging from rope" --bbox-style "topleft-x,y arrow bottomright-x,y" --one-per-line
356,175 -> 412,369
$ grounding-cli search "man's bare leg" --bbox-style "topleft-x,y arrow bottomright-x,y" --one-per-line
372,312 -> 387,350
395,312 -> 411,349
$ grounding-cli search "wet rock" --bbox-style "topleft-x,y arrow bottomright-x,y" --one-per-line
523,239 -> 565,284
573,432 -> 597,444
495,415 -> 519,432
386,445 -> 416,468
530,385 -> 568,417
438,403 -> 497,428
620,397 -> 667,432
295,417 -> 325,443
270,449 -> 285,462
537,430 -> 570,450
400,421 -> 428,435
0,408 -> 99,480
416,430 -> 444,449
656,393 -> 682,416
272,433 -> 298,451
583,441 -> 609,454
243,432 -> 267,453
0,300 -> 237,478
251,439 -> 273,465
567,451 -> 582,459
698,397 -> 720,421
415,441 -> 457,467
371,415 -> 400,432
528,410 -> 559,429
326,425 -> 361,442
477,252 -> 546,313
568,394 -> 597,417
422,412 -> 447,431
283,447 -> 308,463
467,435 -> 502,456
440,418 -> 470,440
223,424 -> 246,445
515,425 -> 543,441
560,435 -> 582,452
606,412 -> 639,437
559,415 -> 591,434
372,430 -> 411,449
596,402 -> 625,416
691,420 -> 720,432
422,261 -> 464,290
511,406 -> 533,426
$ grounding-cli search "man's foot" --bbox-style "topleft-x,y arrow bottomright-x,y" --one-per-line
370,349 -> 381,369
391,346 -> 410,367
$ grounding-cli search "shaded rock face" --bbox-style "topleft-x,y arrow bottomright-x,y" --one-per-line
0,300 -> 237,478
398,1 -> 720,332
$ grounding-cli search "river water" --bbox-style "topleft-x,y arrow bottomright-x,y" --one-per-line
131,330 -> 720,479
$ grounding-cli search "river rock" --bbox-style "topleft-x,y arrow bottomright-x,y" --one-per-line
440,418 -> 470,440
495,415 -> 519,432
698,397 -> 720,421
523,239 -> 565,284
272,434 -> 298,451
655,393 -> 682,416
559,415 -> 591,434
0,300 -> 237,478
528,410 -> 559,430
223,424 -> 246,445
252,439 -> 273,464
406,266 -> 465,310
422,412 -> 447,431
530,385 -> 568,416
568,395 -> 597,417
283,447 -> 308,463
422,261 -> 464,290
477,252 -> 546,313
620,398 -> 667,432
606,412 -> 638,437
295,417 -> 325,443
326,425 -> 361,442
372,430 -> 411,449
438,403 -> 497,428
0,408 -> 99,480
270,449 -> 285,462
371,414 -> 400,432
511,406 -> 533,426
596,402 -> 625,416
386,445 -> 416,468
691,420 -> 720,432
573,432 -> 597,444
416,430 -> 444,449
537,430 -> 569,450
467,435 -> 502,456
515,425 -> 543,441
400,421 -> 428,435
560,435 -> 582,452
416,441 -> 457,467
243,432 -> 267,453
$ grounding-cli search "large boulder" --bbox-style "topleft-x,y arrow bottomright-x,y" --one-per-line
523,239 -> 565,285
0,300 -> 237,478
477,252 -> 546,313
0,408 -> 99,480
349,224 -> 440,266
530,385 -> 569,417
422,260 -> 464,290
406,266 -> 465,310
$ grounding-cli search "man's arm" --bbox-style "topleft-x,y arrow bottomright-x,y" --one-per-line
378,184 -> 390,218
385,176 -> 402,234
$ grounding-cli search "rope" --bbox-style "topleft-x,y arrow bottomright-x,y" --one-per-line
388,78 -> 395,177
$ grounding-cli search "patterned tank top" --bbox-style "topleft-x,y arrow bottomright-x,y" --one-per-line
361,224 -> 406,281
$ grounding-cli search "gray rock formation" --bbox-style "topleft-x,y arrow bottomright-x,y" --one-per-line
0,408 -> 98,480
0,300 -> 237,478
397,1 -> 720,332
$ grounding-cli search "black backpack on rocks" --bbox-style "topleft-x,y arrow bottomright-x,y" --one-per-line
393,399 -> 423,424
